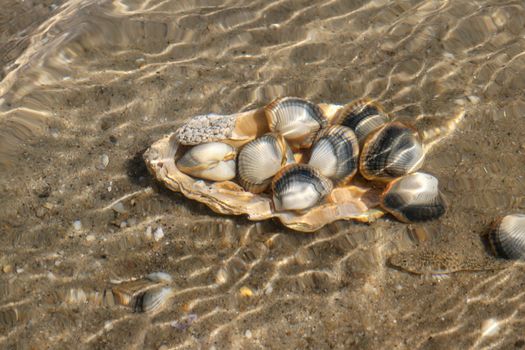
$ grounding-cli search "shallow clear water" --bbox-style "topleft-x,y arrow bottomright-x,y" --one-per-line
2,0 -> 525,348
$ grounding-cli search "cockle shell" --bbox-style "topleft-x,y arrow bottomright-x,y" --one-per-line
484,214 -> 525,260
308,125 -> 359,185
237,133 -> 294,193
176,142 -> 236,181
134,286 -> 175,314
111,272 -> 175,314
265,97 -> 328,150
143,105 -> 384,232
272,164 -> 333,212
360,122 -> 425,181
381,172 -> 445,223
333,99 -> 389,144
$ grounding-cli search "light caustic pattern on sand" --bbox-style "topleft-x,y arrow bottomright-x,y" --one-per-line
3,0 -> 525,348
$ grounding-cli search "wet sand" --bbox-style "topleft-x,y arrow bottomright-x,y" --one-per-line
2,0 -> 525,349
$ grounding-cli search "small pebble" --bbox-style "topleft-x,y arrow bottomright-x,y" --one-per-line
73,220 -> 82,231
43,202 -> 54,210
147,272 -> 173,283
3,264 -> 13,274
120,221 -> 127,228
245,330 -> 252,338
145,226 -> 153,240
35,207 -> 46,218
264,285 -> 273,295
96,154 -> 109,170
154,227 -> 164,241
170,314 -> 197,330
112,202 -> 127,214
216,268 -> 228,285
481,318 -> 500,337
86,234 -> 95,242
239,286 -> 254,297
467,95 -> 480,104
16,268 -> 24,274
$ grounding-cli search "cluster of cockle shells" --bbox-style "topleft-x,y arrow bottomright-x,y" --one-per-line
144,97 -> 446,231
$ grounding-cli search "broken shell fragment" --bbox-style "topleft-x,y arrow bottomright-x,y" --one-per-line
237,133 -> 295,193
175,109 -> 268,147
265,97 -> 328,150
485,214 -> 525,260
360,122 -> 425,181
308,125 -> 359,185
381,172 -> 445,223
333,99 -> 389,144
272,164 -> 333,212
176,142 -> 236,181
111,278 -> 156,307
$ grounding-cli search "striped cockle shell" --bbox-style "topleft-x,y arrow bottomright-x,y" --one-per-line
360,122 -> 425,181
308,125 -> 359,185
333,99 -> 389,144
485,214 -> 525,260
380,172 -> 445,223
134,286 -> 175,314
265,97 -> 328,150
272,164 -> 333,212
237,133 -> 295,193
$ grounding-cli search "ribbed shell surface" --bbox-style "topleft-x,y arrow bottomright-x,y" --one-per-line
308,125 -> 359,184
265,97 -> 328,149
134,286 -> 174,313
381,172 -> 445,223
237,133 -> 294,193
360,122 -> 424,181
272,164 -> 333,211
488,214 -> 525,260
334,99 -> 389,143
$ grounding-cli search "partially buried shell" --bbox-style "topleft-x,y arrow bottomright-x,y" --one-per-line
134,286 -> 175,314
381,172 -> 445,223
333,99 -> 389,144
360,122 -> 425,181
484,214 -> 525,260
308,125 -> 359,185
237,133 -> 294,193
272,164 -> 333,212
176,142 -> 236,181
265,97 -> 328,150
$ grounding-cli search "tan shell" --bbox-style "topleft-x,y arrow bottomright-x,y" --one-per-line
144,105 -> 384,232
